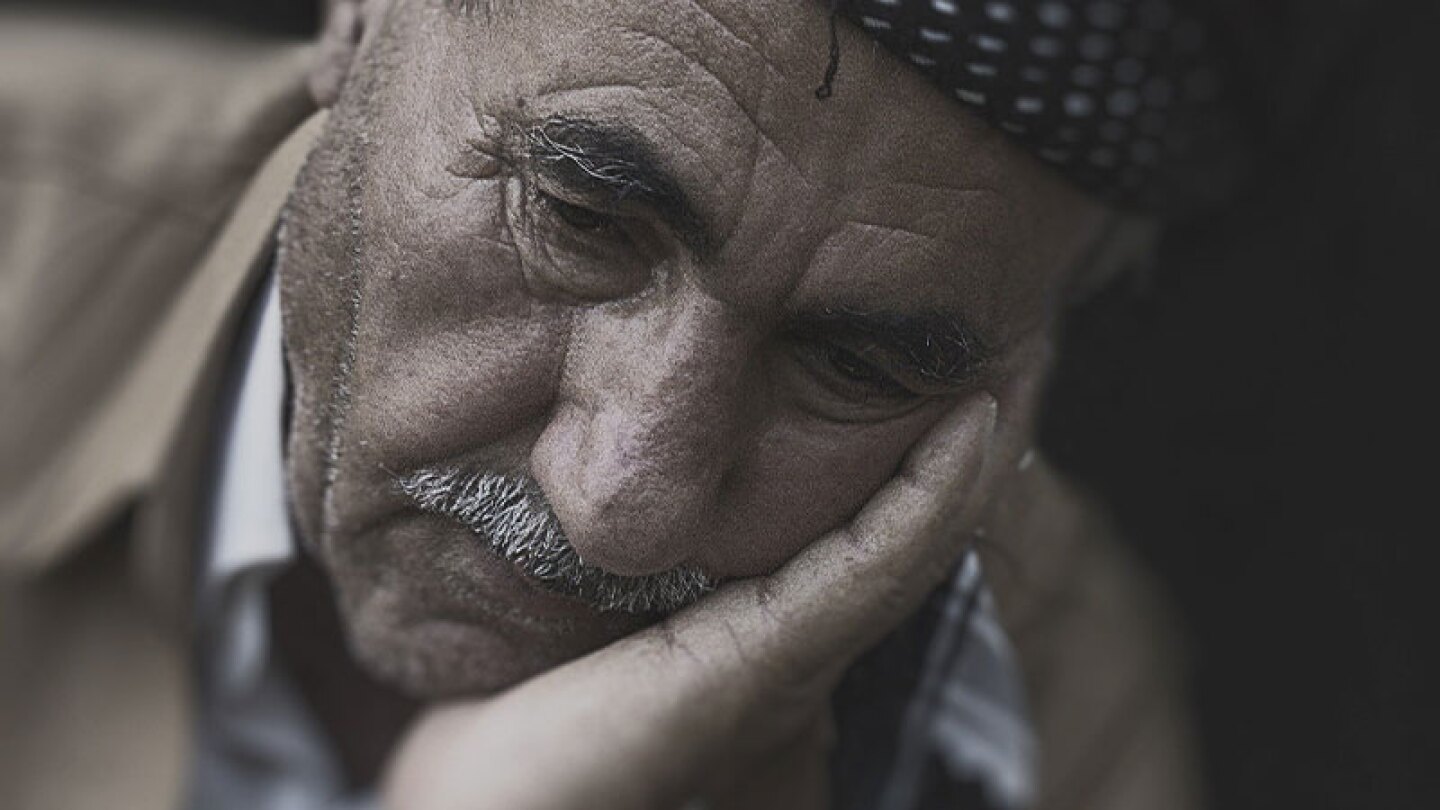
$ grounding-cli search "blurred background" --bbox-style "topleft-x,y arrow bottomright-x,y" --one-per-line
8,1 -> 1435,808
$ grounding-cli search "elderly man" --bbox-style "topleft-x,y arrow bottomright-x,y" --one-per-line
1,1 -> 1245,808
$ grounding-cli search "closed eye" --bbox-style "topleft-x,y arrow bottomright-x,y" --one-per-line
522,115 -> 716,260
787,335 -> 932,409
812,342 -> 917,399
509,183 -> 653,302
536,190 -> 626,237
790,308 -> 989,391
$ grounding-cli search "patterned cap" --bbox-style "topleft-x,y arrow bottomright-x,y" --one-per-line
830,0 -> 1251,215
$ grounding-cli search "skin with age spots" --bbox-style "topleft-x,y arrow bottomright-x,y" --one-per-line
281,0 -> 1105,714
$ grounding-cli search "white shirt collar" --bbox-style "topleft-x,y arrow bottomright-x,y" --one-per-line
203,271 -> 294,602
192,272 -> 371,810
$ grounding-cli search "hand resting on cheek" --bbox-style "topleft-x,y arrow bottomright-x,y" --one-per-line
384,393 -> 999,810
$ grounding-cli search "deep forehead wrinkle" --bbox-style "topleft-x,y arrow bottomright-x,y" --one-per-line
438,0 -> 503,20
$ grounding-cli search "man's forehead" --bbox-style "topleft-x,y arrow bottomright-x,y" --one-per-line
428,0 -> 1100,329
444,0 -> 1036,190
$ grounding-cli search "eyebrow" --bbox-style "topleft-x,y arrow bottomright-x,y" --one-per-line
523,115 -> 717,260
790,307 -> 991,387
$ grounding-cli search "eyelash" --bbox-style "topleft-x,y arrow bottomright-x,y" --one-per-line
800,340 -> 921,402
512,183 -> 656,302
537,190 -> 621,235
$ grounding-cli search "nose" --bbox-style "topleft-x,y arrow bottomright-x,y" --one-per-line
529,291 -> 751,577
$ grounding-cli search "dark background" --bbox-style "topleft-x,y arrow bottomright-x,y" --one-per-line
1040,4 -> 1434,808
20,1 -> 1436,808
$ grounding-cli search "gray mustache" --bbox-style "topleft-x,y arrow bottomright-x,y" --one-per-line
396,468 -> 715,614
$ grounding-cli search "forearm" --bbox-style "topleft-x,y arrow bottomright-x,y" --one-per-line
383,631 -> 792,810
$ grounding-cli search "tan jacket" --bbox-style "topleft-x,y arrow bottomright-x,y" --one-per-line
0,15 -> 1203,810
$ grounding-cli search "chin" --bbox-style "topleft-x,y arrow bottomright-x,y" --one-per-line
314,509 -> 652,698
344,616 -> 582,699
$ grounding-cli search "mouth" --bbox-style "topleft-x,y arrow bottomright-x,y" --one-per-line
375,510 -> 626,637
456,519 -> 616,622
396,467 -> 716,615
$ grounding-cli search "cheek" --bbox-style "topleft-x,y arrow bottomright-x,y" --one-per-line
341,204 -> 567,474
329,76 -> 573,479
700,402 -> 952,577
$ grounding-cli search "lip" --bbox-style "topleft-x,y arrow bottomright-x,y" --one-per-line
465,526 -> 602,618
323,471 -> 577,610
392,510 -> 644,636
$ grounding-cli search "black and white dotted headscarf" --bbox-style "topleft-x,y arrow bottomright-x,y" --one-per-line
827,0 -> 1251,215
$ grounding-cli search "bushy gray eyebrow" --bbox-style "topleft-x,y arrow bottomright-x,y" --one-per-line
789,307 -> 990,387
522,115 -> 717,259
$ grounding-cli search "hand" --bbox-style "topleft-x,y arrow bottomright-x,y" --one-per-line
383,394 -> 1000,810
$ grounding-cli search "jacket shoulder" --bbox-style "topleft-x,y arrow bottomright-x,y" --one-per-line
0,13 -> 315,569
988,464 -> 1207,810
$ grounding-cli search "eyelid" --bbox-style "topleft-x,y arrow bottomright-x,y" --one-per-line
536,188 -> 622,233
526,159 -> 709,260
529,170 -> 651,227
532,177 -> 691,270
789,324 -> 971,390
530,184 -> 661,258
796,339 -> 918,399
525,184 -> 632,253
506,178 -> 655,304
780,343 -> 938,424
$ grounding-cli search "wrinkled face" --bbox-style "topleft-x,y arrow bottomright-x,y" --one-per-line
280,0 -> 1106,697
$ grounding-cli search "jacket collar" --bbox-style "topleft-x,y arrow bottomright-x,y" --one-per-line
134,111 -> 329,630
0,112 -> 327,613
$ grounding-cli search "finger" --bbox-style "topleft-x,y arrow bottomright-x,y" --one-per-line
782,391 -> 997,623
670,392 -> 998,677
858,390 -> 999,558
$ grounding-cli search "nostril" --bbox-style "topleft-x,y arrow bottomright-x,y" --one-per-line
532,298 -> 744,577
531,411 -> 710,578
